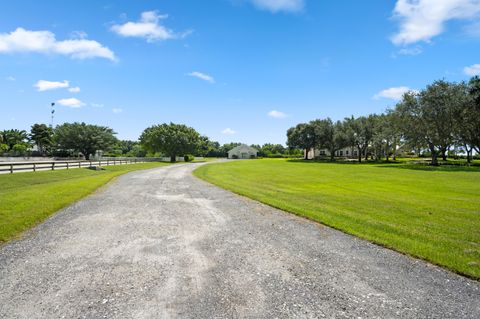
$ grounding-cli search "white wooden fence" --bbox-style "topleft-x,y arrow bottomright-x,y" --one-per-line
0,158 -> 145,174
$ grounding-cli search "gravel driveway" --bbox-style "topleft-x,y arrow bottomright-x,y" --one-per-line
0,163 -> 479,318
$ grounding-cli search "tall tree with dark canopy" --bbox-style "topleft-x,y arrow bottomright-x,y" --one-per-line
464,76 -> 480,155
55,122 -> 117,160
140,123 -> 201,162
395,80 -> 463,165
343,115 -> 375,162
286,122 -> 317,160
312,118 -> 347,161
30,123 -> 53,155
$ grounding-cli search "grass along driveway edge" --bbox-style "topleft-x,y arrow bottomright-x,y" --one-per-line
0,162 -> 170,243
193,159 -> 480,279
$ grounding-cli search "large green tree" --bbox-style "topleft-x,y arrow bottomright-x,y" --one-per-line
1,129 -> 29,151
30,123 -> 53,155
140,123 -> 201,162
395,80 -> 464,165
286,122 -> 317,160
343,115 -> 375,162
462,77 -> 480,156
311,118 -> 347,161
55,122 -> 117,160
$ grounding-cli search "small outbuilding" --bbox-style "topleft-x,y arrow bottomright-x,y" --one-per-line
227,144 -> 258,159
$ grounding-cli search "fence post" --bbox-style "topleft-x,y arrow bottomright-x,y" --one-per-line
66,162 -> 69,170
51,162 -> 55,171
79,161 -> 81,168
89,161 -> 92,168
10,164 -> 13,174
33,163 -> 36,172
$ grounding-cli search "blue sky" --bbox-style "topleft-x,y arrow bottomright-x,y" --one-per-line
1,0 -> 479,145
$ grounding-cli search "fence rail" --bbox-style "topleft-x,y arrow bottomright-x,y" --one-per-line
0,159 -> 145,174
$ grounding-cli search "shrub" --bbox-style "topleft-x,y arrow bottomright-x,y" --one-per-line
266,153 -> 283,158
184,154 -> 195,162
0,143 -> 8,153
12,144 -> 28,154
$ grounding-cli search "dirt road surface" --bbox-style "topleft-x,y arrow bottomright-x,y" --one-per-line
0,163 -> 478,318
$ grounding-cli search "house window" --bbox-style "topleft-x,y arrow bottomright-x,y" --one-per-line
320,150 -> 326,155
340,150 -> 343,156
346,150 -> 349,155
353,151 -> 357,156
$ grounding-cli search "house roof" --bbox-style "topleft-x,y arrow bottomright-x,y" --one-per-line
228,144 -> 258,153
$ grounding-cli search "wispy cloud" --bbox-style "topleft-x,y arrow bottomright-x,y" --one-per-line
464,64 -> 480,76
396,46 -> 423,56
249,0 -> 305,13
373,86 -> 418,100
111,11 -> 190,42
91,103 -> 104,108
112,108 -> 123,114
68,86 -> 81,93
221,128 -> 236,135
6,76 -> 15,81
391,0 -> 480,45
268,110 -> 288,118
188,71 -> 215,83
56,97 -> 85,108
0,28 -> 116,60
35,80 -> 69,92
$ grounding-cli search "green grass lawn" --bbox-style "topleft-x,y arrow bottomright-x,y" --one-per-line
0,162 -> 169,243
194,159 -> 480,279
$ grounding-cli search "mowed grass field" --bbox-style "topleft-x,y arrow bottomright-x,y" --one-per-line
194,159 -> 480,279
0,162 -> 169,243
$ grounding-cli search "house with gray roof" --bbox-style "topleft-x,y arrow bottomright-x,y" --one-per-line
227,144 -> 258,159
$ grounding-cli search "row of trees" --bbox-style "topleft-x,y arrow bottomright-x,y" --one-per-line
2,122 -> 292,162
1,123 -> 123,160
287,77 -> 480,165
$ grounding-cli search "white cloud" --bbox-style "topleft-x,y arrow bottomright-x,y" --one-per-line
68,86 -> 81,93
221,128 -> 236,135
56,97 -> 85,108
112,108 -> 123,114
91,103 -> 104,108
0,28 -> 116,60
268,110 -> 288,118
373,86 -> 418,100
391,0 -> 480,45
6,76 -> 15,81
250,0 -> 304,12
188,71 -> 215,83
111,11 -> 189,42
464,63 -> 480,76
35,80 -> 69,92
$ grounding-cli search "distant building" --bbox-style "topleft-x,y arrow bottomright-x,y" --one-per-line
228,144 -> 258,159
305,147 -> 364,159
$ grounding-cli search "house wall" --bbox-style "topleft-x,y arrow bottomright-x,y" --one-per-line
228,149 -> 258,159
305,147 -> 364,159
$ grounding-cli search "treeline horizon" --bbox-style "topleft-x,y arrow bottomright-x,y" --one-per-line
0,122 -> 299,161
287,76 -> 480,165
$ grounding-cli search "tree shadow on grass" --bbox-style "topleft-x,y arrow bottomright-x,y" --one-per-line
377,164 -> 480,173
286,159 -> 480,172
286,159 -> 401,166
